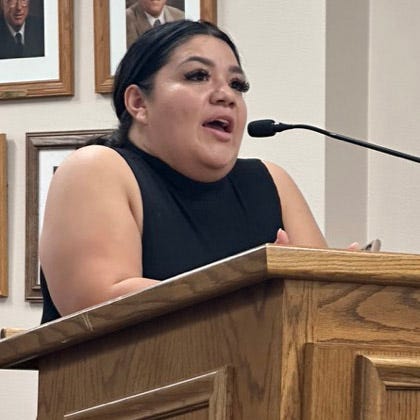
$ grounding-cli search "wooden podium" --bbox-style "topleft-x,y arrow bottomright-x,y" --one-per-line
1,245 -> 420,419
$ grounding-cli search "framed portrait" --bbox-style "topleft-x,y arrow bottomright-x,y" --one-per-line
0,134 -> 7,297
25,129 -> 112,301
93,0 -> 217,93
0,0 -> 73,100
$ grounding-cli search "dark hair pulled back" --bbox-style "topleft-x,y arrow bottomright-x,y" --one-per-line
91,20 -> 242,147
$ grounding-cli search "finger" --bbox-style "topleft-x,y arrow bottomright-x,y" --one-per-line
274,228 -> 290,246
347,242 -> 360,251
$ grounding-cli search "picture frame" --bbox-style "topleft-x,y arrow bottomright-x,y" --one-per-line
93,0 -> 217,93
0,134 -> 7,297
25,129 -> 112,301
0,0 -> 74,100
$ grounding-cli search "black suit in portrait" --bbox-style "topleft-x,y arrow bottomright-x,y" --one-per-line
0,15 -> 45,59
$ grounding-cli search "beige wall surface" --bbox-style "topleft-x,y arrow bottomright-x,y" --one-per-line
368,0 -> 420,253
1,0 -> 420,418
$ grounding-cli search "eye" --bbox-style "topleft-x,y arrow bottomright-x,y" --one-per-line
184,69 -> 210,82
230,78 -> 250,93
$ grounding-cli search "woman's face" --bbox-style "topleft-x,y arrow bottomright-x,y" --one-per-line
132,35 -> 248,182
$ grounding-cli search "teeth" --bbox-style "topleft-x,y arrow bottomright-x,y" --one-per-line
203,118 -> 231,133
212,119 -> 229,131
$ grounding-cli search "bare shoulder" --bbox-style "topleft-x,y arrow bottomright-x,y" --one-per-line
261,160 -> 327,247
52,145 -> 134,189
58,144 -> 126,172
47,144 -> 142,225
262,160 -> 298,188
262,159 -> 309,207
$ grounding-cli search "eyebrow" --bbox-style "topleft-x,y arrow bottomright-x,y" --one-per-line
179,56 -> 245,75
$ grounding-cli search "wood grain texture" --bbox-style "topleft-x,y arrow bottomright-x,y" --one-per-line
2,246 -> 420,367
266,245 -> 420,286
1,246 -> 420,418
304,343 -> 420,420
279,280 -> 318,419
201,0 -> 217,23
355,355 -> 420,419
93,0 -> 112,93
0,246 -> 267,368
65,367 -> 232,419
37,278 -> 284,418
315,282 -> 420,345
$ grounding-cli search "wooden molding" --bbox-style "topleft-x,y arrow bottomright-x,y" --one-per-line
355,355 -> 420,419
65,367 -> 232,419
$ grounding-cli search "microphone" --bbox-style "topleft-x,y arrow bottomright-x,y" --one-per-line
247,119 -> 420,164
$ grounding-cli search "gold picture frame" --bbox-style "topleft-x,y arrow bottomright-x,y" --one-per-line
0,134 -> 7,297
0,0 -> 74,100
93,0 -> 217,93
25,129 -> 112,301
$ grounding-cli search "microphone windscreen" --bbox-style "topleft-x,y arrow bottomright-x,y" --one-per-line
247,119 -> 276,137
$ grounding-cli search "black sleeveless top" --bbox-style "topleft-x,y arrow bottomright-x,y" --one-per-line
40,142 -> 283,323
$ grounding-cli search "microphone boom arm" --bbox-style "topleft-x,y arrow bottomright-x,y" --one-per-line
274,122 -> 420,164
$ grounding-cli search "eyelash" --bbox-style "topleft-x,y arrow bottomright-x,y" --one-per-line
184,69 -> 250,93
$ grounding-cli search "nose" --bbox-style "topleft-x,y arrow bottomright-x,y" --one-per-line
209,81 -> 236,108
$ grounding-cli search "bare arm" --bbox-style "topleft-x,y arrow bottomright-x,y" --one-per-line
39,145 -> 158,316
264,161 -> 327,248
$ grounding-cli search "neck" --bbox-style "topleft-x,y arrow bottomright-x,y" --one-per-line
127,133 -> 234,183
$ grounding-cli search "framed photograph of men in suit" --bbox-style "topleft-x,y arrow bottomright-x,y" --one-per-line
93,0 -> 217,94
0,0 -> 73,100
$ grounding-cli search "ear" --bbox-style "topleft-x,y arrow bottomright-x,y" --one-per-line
124,84 -> 149,124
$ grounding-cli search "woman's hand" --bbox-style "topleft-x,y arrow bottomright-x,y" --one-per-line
347,242 -> 360,251
274,228 -> 291,246
273,228 -> 363,251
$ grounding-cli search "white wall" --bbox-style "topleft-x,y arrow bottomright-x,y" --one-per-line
223,0 -> 327,235
1,0 -> 420,418
324,0 -> 369,247
368,0 -> 420,253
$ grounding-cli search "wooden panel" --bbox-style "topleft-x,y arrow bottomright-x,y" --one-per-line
1,247 -> 420,418
280,279 -> 420,418
303,343 -> 420,420
266,245 -> 420,287
355,355 -> 420,420
314,282 -> 420,345
65,367 -> 232,419
36,280 -> 284,419
0,246 -> 267,368
279,280 -> 318,419
2,246 -> 420,369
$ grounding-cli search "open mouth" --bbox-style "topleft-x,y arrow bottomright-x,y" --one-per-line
202,118 -> 233,133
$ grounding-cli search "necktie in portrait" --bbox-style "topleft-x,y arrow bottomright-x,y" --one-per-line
15,32 -> 24,57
